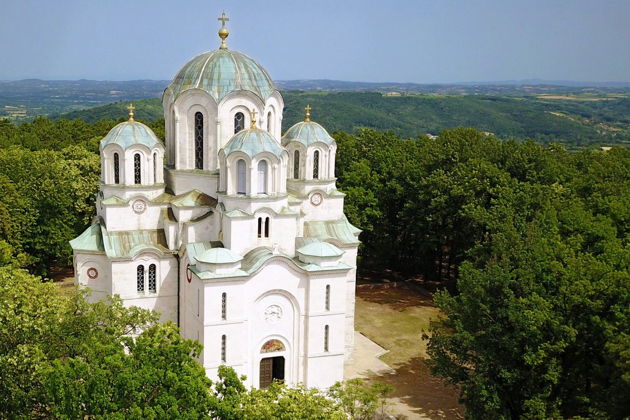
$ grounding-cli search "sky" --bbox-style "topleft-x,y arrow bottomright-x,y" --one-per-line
1,0 -> 629,83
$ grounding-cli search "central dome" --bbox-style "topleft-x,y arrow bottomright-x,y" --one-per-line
167,49 -> 276,103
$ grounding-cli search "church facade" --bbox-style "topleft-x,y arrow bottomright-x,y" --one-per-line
70,14 -> 360,389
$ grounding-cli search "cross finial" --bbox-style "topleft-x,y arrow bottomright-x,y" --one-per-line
250,108 -> 257,128
127,103 -> 135,121
305,104 -> 311,122
218,12 -> 230,50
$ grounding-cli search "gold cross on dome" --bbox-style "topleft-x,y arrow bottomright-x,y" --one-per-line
217,12 -> 230,49
305,104 -> 311,122
218,11 -> 229,27
250,108 -> 258,128
127,103 -> 135,121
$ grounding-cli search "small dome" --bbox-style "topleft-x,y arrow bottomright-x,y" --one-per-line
223,127 -> 284,158
101,121 -> 162,150
197,247 -> 243,264
297,241 -> 343,258
281,121 -> 335,147
167,49 -> 276,103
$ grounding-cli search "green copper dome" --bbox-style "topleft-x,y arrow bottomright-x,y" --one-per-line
281,121 -> 335,147
223,127 -> 284,158
101,120 -> 162,150
168,49 -> 276,103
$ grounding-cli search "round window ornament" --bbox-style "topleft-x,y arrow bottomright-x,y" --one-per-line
132,199 -> 147,214
310,192 -> 323,206
87,267 -> 98,279
186,264 -> 192,283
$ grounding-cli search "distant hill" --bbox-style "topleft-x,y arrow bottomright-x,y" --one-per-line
56,98 -> 164,123
55,91 -> 630,148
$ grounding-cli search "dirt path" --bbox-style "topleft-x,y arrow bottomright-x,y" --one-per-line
352,282 -> 464,419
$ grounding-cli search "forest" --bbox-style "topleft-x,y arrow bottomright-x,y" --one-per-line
0,114 -> 628,418
54,91 -> 630,148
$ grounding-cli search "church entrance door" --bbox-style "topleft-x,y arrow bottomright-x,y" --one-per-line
259,356 -> 285,388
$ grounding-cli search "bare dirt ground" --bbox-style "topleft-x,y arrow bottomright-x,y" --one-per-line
354,277 -> 464,419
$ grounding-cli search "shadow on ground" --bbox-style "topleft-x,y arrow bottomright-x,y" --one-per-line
370,356 -> 463,419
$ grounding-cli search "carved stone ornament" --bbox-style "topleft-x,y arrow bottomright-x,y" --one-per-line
310,192 -> 323,206
132,199 -> 147,214
264,305 -> 283,323
87,267 -> 98,279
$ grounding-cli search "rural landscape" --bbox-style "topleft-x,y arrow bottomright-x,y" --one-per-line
1,79 -> 629,418
2,1 -> 630,419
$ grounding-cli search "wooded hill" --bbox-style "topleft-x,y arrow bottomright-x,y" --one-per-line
54,92 -> 630,148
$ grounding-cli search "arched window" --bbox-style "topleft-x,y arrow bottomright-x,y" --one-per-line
113,153 -> 120,184
266,111 -> 272,132
134,153 -> 141,184
257,160 -> 268,194
148,264 -> 156,293
136,265 -> 145,293
221,335 -> 227,362
237,159 -> 246,194
325,285 -> 330,311
234,112 -> 245,134
293,150 -> 300,179
265,217 -> 270,238
221,292 -> 227,320
324,325 -> 329,352
194,112 -> 203,170
313,150 -> 320,179
153,152 -> 157,183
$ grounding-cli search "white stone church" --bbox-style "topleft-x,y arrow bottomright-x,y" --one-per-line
70,14 -> 359,389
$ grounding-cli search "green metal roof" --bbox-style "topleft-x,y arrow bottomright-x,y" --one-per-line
101,121 -> 162,150
297,241 -> 343,257
171,190 -> 217,208
168,49 -> 276,103
303,217 -> 361,246
102,228 -> 172,258
223,127 -> 284,158
70,224 -> 104,253
197,248 -> 242,264
70,224 -> 173,259
189,246 -> 351,279
281,121 -> 335,147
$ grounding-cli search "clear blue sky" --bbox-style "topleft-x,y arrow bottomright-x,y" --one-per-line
1,0 -> 629,83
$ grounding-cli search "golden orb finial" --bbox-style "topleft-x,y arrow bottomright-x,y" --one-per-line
250,108 -> 257,128
127,103 -> 135,121
304,104 -> 311,122
218,11 -> 230,50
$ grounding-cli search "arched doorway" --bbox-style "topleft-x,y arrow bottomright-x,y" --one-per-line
259,339 -> 285,388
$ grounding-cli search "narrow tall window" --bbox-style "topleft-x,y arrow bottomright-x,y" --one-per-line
221,292 -> 227,320
134,153 -> 141,184
257,160 -> 268,194
325,285 -> 330,311
113,153 -> 120,184
324,325 -> 329,352
221,335 -> 227,362
234,112 -> 244,134
237,159 -> 246,194
257,217 -> 262,238
266,111 -> 272,132
136,265 -> 144,293
264,217 -> 270,238
153,152 -> 158,183
293,150 -> 300,179
197,289 -> 200,317
148,264 -> 156,293
313,150 -> 320,179
194,112 -> 204,169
